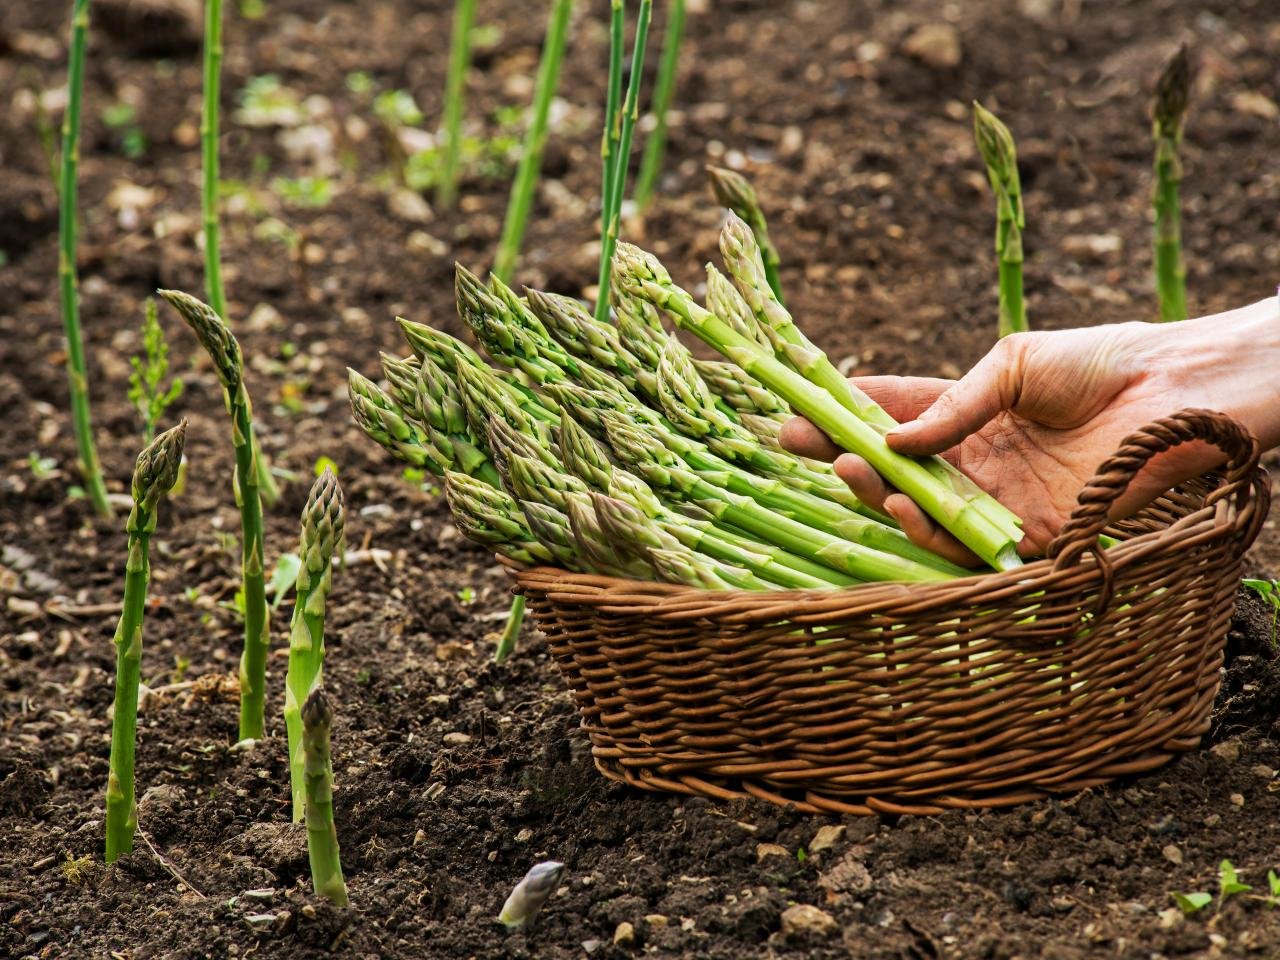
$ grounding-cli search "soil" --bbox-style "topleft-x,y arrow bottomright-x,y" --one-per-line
3,0 -> 1280,957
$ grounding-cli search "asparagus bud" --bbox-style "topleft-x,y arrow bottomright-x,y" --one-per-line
301,688 -> 349,906
160,288 -> 271,740
284,468 -> 344,822
498,861 -> 566,929
706,165 -> 783,302
1152,44 -> 1191,322
1153,43 -> 1190,142
972,102 -> 1026,337
105,421 -> 187,863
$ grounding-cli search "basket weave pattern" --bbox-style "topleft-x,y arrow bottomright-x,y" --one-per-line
512,410 -> 1270,815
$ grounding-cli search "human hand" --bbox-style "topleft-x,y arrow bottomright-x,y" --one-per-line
779,297 -> 1280,566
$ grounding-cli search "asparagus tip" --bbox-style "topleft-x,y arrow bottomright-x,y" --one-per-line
1153,43 -> 1191,137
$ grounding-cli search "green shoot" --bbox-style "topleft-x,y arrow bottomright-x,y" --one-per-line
1171,890 -> 1212,916
27,452 -> 58,480
128,298 -> 185,442
973,101 -> 1026,337
438,0 -> 478,209
633,0 -> 686,211
270,175 -> 334,209
102,102 -> 146,159
492,0 -> 574,282
58,0 -> 114,518
1153,44 -> 1190,322
1219,859 -> 1252,898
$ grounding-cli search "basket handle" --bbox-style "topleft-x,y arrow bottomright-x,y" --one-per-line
1047,407 -> 1261,571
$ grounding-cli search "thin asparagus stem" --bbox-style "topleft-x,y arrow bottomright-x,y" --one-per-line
284,469 -> 344,823
301,688 -> 349,906
437,0 -> 477,210
492,0 -> 574,281
594,0 -> 653,323
613,242 -> 1023,570
105,421 -> 186,863
159,290 -> 271,739
600,0 -> 625,260
58,0 -> 113,518
202,0 -> 279,507
1152,44 -> 1190,323
633,0 -> 686,210
707,166 -> 783,302
972,102 -> 1026,337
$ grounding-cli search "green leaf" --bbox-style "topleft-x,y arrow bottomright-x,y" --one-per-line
1219,860 -> 1252,897
457,586 -> 475,604
1243,579 -> 1276,599
267,553 -> 302,612
1172,891 -> 1212,915
1268,869 -> 1280,898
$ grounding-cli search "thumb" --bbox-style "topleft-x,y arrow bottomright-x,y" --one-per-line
887,334 -> 1031,455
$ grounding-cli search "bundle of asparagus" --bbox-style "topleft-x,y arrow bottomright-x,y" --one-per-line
350,212 -> 1024,635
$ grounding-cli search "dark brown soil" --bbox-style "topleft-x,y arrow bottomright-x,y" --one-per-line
3,0 -> 1280,957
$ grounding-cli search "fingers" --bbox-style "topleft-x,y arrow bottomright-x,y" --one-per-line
778,417 -> 843,461
833,454 -> 892,512
886,334 -> 1033,456
853,376 -> 953,424
881,494 -> 983,568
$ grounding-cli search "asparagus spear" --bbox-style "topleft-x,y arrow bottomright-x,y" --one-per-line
594,0 -> 654,323
1152,44 -> 1190,323
690,359 -> 789,419
444,470 -> 577,568
300,688 -> 348,906
706,166 -> 783,302
437,0 -> 477,210
499,861 -> 566,929
58,0 -> 113,518
349,368 -> 471,478
284,468 -> 344,823
159,289 -> 271,739
633,0 -> 687,210
105,421 -> 186,863
613,242 -> 1023,570
972,102 -> 1027,337
381,354 -> 499,481
716,214 -> 1024,545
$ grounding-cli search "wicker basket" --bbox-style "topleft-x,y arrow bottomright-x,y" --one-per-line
509,409 -> 1270,815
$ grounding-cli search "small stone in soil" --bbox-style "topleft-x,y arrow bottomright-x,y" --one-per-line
779,903 -> 838,940
613,921 -> 635,946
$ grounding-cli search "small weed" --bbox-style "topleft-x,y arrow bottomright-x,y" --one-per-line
267,552 -> 302,612
457,586 -> 476,605
27,452 -> 57,480
171,654 -> 191,684
373,89 -> 424,128
102,102 -> 146,158
270,176 -> 333,209
128,298 -> 184,442
61,854 -> 94,885
235,75 -> 303,127
1242,578 -> 1280,646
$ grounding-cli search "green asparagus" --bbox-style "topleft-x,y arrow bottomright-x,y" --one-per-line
300,688 -> 348,906
1152,44 -> 1190,322
707,165 -> 783,302
973,101 -> 1026,337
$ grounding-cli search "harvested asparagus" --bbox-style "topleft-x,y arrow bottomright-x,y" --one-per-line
284,468 -> 344,823
301,688 -> 348,906
1152,44 -> 1190,322
972,101 -> 1026,337
105,421 -> 186,863
159,289 -> 271,739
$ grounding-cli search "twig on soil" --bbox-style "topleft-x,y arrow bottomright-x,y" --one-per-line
137,828 -> 206,900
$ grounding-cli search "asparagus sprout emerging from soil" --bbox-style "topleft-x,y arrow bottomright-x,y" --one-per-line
492,0 -> 575,281
1152,44 -> 1191,322
498,860 -> 566,930
972,101 -> 1026,337
105,421 -> 187,863
58,0 -> 113,518
301,687 -> 349,906
706,166 -> 783,302
633,0 -> 687,211
159,289 -> 271,740
437,0 -> 478,210
284,468 -> 345,822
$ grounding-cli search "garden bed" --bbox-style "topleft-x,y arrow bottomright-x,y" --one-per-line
3,0 -> 1280,956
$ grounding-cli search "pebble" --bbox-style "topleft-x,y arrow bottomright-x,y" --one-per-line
810,824 -> 845,853
388,188 -> 434,224
582,940 -> 602,954
1230,91 -> 1280,120
1061,233 -> 1123,262
613,921 -> 635,946
756,843 -> 789,862
515,828 -> 533,843
1251,764 -> 1276,779
644,914 -> 669,927
1230,793 -> 1245,807
1162,844 -> 1183,865
901,23 -> 962,70
442,731 -> 472,747
780,903 -> 838,940
1210,740 -> 1241,762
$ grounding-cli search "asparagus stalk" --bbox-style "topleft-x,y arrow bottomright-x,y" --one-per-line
525,288 -> 659,400
1152,44 -> 1190,322
58,0 -> 113,518
159,290 -> 271,738
202,0 -> 279,506
492,0 -> 574,281
599,0 -> 625,267
438,0 -> 477,210
613,242 -> 1023,570
972,102 -> 1026,337
284,468 -> 344,823
445,470 -> 575,568
715,217 -> 1024,548
707,166 -> 783,302
691,359 -> 788,419
105,421 -> 186,863
594,0 -> 654,323
301,688 -> 349,906
499,861 -> 566,929
633,0 -> 686,210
